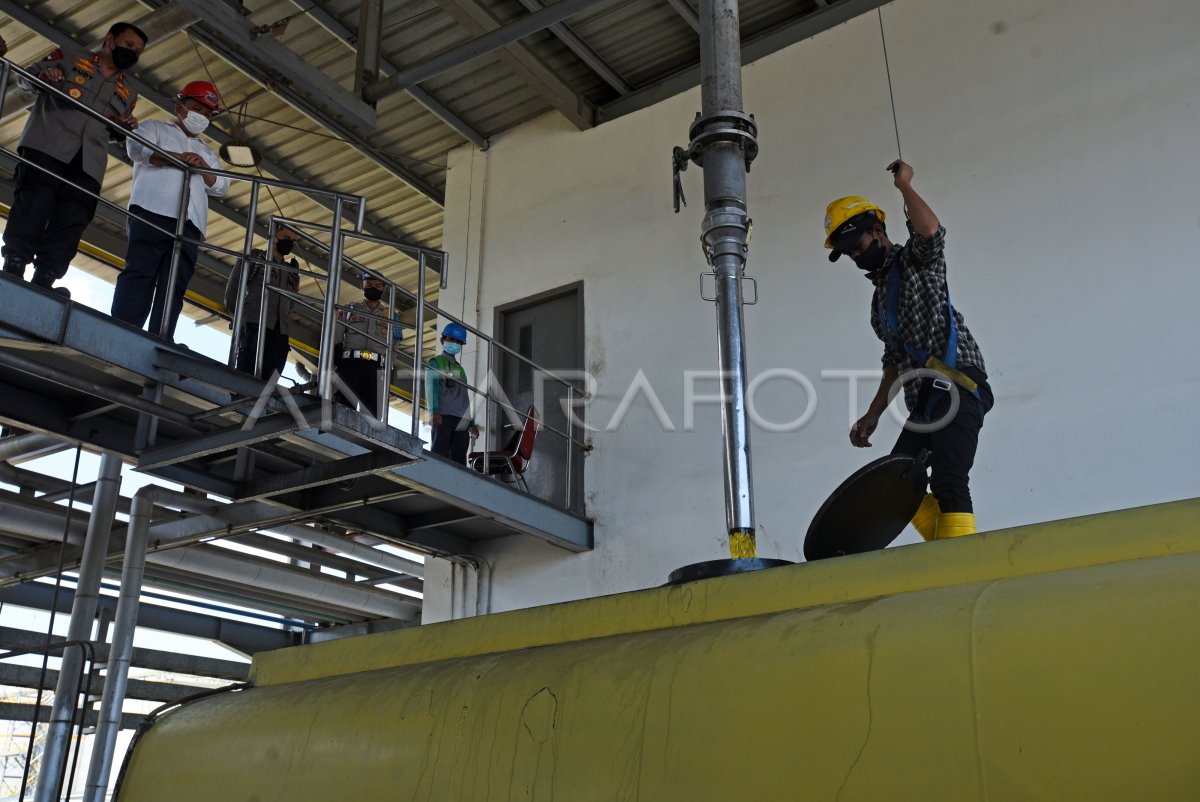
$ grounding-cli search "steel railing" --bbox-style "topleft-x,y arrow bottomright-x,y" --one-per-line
0,56 -> 587,512
248,215 -> 586,511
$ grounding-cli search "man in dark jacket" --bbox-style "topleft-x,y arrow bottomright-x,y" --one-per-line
2,22 -> 145,294
225,226 -> 301,378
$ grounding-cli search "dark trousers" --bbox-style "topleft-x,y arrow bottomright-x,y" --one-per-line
891,366 -> 994,514
235,323 -> 290,379
431,414 -> 471,465
111,206 -> 200,339
2,147 -> 100,285
335,358 -> 381,419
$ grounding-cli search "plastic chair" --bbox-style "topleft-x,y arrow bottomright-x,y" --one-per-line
467,405 -> 539,492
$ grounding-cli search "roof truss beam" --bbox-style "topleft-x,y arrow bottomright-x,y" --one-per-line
427,0 -> 600,130
301,0 -> 490,150
364,0 -> 609,106
513,0 -> 632,94
600,0 -> 890,122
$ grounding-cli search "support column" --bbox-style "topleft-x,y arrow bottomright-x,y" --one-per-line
354,0 -> 384,99
32,453 -> 123,802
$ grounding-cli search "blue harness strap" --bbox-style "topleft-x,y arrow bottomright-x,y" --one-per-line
877,258 -> 982,416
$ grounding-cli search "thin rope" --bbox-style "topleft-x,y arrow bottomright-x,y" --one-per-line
877,6 -> 902,161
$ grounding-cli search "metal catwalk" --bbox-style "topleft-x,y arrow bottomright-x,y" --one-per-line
0,275 -> 592,556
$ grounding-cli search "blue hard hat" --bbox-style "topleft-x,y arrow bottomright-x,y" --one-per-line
442,322 -> 468,342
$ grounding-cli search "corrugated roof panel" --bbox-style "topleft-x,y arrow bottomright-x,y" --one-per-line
4,0 -> 866,318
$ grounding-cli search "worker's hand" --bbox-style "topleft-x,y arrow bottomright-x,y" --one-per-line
850,412 -> 880,448
468,425 -> 480,438
109,111 -> 138,130
180,152 -> 208,169
41,67 -> 65,84
888,159 -> 913,188
431,413 -> 443,427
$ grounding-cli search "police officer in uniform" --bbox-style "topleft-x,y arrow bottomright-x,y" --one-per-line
2,22 -> 146,293
335,273 -> 393,419
225,226 -> 301,378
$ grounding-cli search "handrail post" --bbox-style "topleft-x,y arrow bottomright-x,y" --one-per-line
0,60 -> 11,117
159,163 -> 191,339
318,199 -> 345,404
565,385 -> 574,510
381,282 -> 396,423
254,218 -> 276,378
410,252 -> 426,437
229,181 -> 260,368
482,339 -> 492,474
354,198 -> 367,232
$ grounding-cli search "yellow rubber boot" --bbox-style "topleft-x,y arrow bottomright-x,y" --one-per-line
910,493 -> 940,542
935,512 -> 976,539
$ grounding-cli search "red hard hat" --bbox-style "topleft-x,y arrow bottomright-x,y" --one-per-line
179,81 -> 220,111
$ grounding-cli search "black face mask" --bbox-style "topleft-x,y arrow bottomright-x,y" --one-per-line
275,239 -> 295,256
363,287 -> 384,302
111,46 -> 139,70
852,239 -> 888,278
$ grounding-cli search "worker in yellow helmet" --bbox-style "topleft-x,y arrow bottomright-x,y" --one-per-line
824,160 -> 994,541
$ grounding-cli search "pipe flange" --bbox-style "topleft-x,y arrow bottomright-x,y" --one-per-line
687,110 -> 759,169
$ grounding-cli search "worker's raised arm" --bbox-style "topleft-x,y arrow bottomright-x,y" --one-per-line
888,160 -> 939,238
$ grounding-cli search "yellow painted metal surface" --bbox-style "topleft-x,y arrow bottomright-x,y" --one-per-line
117,499 -> 1200,801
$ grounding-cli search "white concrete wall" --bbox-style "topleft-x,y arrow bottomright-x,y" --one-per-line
425,0 -> 1200,619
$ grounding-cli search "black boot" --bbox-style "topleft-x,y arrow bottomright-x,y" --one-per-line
30,268 -> 70,299
2,255 -> 27,278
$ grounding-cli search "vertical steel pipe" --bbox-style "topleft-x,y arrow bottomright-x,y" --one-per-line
697,0 -> 758,556
82,485 -> 155,802
318,199 -> 346,403
82,486 -> 217,802
32,453 -> 123,802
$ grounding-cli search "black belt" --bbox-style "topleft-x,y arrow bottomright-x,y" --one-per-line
340,349 -> 381,363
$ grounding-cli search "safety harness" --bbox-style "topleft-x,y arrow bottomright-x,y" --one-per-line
876,255 -> 982,419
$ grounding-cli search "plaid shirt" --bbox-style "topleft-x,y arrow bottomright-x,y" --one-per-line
869,225 -> 986,410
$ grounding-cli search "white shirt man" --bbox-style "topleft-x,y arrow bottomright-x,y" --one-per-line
110,80 -> 229,339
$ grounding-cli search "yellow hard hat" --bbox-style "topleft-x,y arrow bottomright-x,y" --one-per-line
823,195 -> 886,252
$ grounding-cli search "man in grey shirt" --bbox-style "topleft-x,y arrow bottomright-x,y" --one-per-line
225,226 -> 301,378
1,22 -> 145,294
